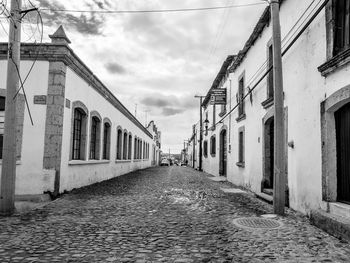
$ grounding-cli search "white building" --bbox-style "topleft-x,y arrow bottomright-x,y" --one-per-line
195,0 -> 350,226
0,26 -> 160,198
146,120 -> 162,166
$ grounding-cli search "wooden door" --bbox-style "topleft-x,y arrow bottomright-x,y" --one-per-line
336,102 -> 350,204
219,130 -> 227,176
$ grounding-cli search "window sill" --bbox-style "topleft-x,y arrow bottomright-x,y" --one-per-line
318,48 -> 350,77
0,160 -> 22,165
236,161 -> 245,168
261,97 -> 274,109
210,153 -> 216,157
133,159 -> 142,162
115,159 -> 131,163
236,113 -> 246,123
69,160 -> 110,165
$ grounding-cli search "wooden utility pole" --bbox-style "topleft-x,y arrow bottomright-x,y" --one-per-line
271,0 -> 286,215
0,0 -> 22,216
194,95 -> 204,171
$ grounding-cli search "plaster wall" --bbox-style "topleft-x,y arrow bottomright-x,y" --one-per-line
0,60 -> 54,195
201,0 -> 350,214
60,68 -> 153,192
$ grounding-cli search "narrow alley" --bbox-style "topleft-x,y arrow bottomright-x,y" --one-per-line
0,166 -> 349,262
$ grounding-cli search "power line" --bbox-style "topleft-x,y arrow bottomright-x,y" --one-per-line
39,2 -> 267,14
202,0 -> 329,134
224,0 -> 321,105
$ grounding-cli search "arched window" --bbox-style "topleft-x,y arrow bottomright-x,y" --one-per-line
116,128 -> 122,160
0,96 -> 5,159
72,108 -> 88,160
210,135 -> 216,156
203,140 -> 208,158
102,120 -> 111,160
89,116 -> 101,159
123,130 -> 128,160
139,139 -> 142,159
134,136 -> 137,159
143,141 -> 145,159
128,133 -> 132,159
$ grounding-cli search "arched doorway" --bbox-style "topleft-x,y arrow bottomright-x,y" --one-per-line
219,129 -> 227,176
335,102 -> 350,204
262,116 -> 274,194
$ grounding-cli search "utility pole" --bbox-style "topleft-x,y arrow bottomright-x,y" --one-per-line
0,0 -> 22,216
271,0 -> 285,215
194,95 -> 205,172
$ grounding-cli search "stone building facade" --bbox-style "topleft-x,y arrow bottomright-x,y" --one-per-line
0,26 -> 160,197
192,0 -> 350,221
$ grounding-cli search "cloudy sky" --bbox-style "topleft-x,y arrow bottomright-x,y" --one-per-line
1,0 -> 266,153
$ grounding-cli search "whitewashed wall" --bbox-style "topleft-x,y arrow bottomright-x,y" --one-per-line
0,60 -> 55,195
60,68 -> 153,192
201,0 -> 350,214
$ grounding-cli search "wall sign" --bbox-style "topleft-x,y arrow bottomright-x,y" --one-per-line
210,89 -> 227,105
33,95 -> 47,105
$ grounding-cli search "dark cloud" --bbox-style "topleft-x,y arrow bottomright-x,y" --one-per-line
92,0 -> 104,9
162,107 -> 185,116
105,62 -> 127,74
37,0 -> 105,35
141,97 -> 170,108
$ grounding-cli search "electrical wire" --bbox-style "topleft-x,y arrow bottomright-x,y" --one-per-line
201,0 -> 330,134
208,0 -> 233,60
224,0 -> 322,108
39,2 -> 267,14
13,0 -> 43,103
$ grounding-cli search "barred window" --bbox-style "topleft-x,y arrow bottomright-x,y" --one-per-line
238,130 -> 245,163
128,134 -> 132,159
123,131 -> 128,160
0,96 -> 5,159
117,128 -> 122,160
238,75 -> 245,117
267,44 -> 274,99
210,135 -> 216,156
334,0 -> 350,55
72,108 -> 86,160
102,122 -> 111,160
203,140 -> 208,158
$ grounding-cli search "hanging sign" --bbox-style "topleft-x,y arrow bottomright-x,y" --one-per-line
210,89 -> 226,105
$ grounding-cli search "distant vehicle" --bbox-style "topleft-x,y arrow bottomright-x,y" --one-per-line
180,161 -> 186,166
168,158 -> 173,166
160,159 -> 170,166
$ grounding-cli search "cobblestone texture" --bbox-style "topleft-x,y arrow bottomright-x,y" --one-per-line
1,166 -> 350,262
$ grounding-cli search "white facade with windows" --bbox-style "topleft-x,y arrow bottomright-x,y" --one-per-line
0,26 -> 160,197
192,0 -> 350,218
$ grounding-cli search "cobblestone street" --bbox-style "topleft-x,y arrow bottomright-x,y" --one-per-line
1,166 -> 350,262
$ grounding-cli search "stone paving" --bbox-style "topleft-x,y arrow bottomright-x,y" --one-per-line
1,166 -> 350,262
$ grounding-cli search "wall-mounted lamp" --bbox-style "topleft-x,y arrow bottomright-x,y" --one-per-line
288,140 -> 294,149
204,118 -> 209,132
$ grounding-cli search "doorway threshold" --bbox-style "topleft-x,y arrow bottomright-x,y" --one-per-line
208,176 -> 227,182
255,192 -> 273,204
